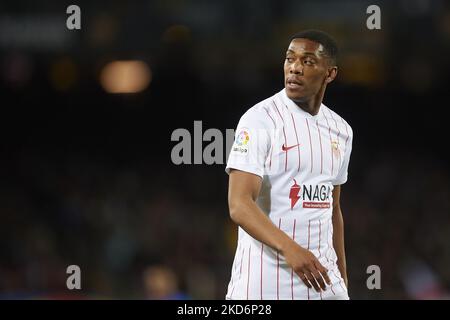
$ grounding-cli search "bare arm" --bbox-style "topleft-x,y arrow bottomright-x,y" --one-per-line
332,185 -> 348,288
228,169 -> 331,292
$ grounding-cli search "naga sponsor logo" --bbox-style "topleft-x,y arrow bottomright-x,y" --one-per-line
289,179 -> 331,209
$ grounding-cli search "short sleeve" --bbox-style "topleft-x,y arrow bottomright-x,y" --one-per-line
333,129 -> 353,185
225,108 -> 271,179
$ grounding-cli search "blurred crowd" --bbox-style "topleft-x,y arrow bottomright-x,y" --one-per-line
0,146 -> 449,299
0,149 -> 233,299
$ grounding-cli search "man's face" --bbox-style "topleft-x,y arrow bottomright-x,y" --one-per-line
284,38 -> 336,102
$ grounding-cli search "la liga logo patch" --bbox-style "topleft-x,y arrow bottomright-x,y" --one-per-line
236,129 -> 249,146
231,129 -> 250,155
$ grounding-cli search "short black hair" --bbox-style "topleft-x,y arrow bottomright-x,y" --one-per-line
290,30 -> 338,65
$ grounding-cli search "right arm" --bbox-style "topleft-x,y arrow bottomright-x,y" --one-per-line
228,169 -> 331,292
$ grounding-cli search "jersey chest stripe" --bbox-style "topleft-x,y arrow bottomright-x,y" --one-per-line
291,113 -> 301,172
265,107 -> 277,127
272,100 -> 285,124
283,103 -> 301,172
317,120 -> 323,174
328,110 -> 342,169
322,109 -> 334,176
264,108 -> 276,170
272,101 -> 288,172
328,109 -> 341,139
305,118 -> 313,173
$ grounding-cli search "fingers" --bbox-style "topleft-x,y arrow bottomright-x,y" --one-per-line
296,260 -> 331,293
314,260 -> 331,285
304,271 -> 322,292
311,270 -> 327,291
299,273 -> 312,289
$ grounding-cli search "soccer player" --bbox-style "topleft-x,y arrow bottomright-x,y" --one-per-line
226,30 -> 353,300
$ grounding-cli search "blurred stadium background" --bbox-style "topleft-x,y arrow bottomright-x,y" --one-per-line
1,0 -> 450,299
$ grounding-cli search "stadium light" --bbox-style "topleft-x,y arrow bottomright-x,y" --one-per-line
100,60 -> 151,94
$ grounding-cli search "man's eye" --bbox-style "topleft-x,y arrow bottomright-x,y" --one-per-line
304,59 -> 316,65
286,57 -> 294,63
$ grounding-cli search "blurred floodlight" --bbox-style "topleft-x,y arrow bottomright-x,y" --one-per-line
100,60 -> 151,94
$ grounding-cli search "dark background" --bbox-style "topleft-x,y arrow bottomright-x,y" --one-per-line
1,0 -> 449,299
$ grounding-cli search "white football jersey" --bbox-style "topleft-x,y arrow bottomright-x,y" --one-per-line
226,89 -> 353,300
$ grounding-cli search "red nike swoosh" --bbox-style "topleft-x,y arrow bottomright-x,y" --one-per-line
282,143 -> 300,151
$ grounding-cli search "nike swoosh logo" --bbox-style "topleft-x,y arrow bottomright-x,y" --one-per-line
282,143 -> 300,151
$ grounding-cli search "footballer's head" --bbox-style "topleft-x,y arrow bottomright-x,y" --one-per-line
284,30 -> 338,103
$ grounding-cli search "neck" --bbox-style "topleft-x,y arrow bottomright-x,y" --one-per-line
291,81 -> 327,116
292,96 -> 322,116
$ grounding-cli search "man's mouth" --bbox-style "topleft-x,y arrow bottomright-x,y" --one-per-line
286,79 -> 304,89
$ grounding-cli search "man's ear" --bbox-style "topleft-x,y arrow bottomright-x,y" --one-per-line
325,66 -> 338,84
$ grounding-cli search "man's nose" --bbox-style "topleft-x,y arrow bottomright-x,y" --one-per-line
290,61 -> 304,75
